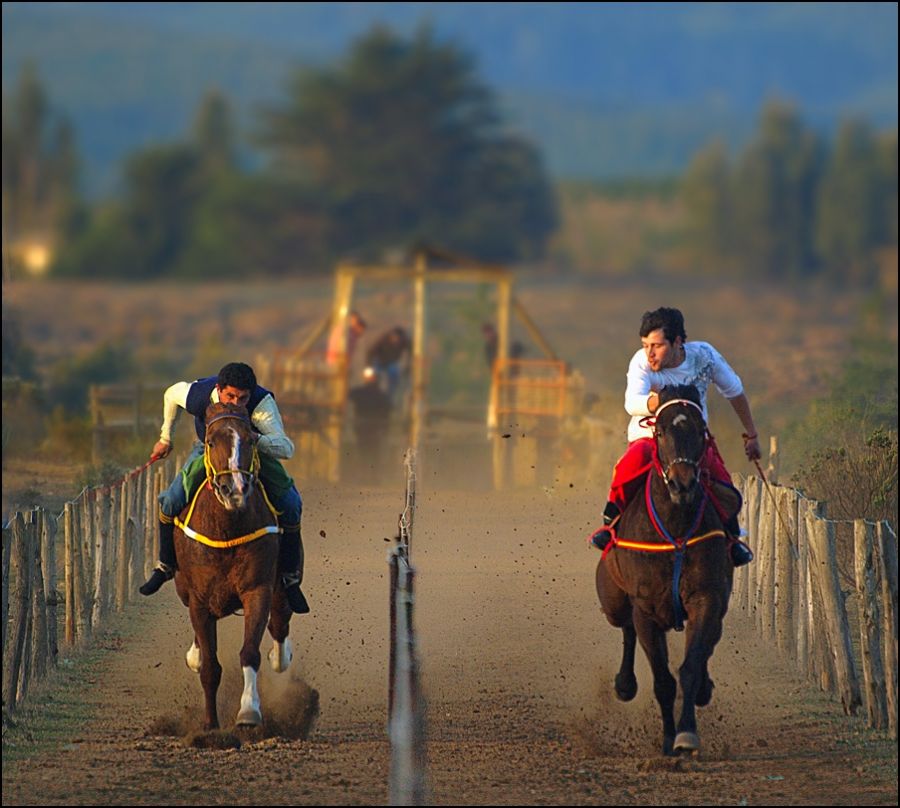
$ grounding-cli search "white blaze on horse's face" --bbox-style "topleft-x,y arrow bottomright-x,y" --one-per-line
212,423 -> 254,510
656,399 -> 705,506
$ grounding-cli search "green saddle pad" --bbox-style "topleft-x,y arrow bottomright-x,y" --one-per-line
181,451 -> 294,505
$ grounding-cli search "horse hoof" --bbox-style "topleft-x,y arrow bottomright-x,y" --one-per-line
674,731 -> 700,754
614,673 -> 638,702
235,707 -> 262,727
696,677 -> 714,707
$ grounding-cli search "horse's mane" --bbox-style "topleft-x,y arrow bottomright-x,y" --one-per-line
206,401 -> 250,418
658,384 -> 701,407
204,402 -> 251,428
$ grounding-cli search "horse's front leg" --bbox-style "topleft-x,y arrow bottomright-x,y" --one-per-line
675,597 -> 724,754
633,608 -> 677,756
188,603 -> 221,730
267,589 -> 293,674
235,587 -> 273,727
596,561 -> 638,701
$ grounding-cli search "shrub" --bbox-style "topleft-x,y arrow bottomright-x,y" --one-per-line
791,424 -> 898,529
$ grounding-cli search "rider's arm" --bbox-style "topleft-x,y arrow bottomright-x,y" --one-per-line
251,394 -> 295,460
159,381 -> 192,444
708,344 -> 761,462
728,393 -> 762,461
624,350 -> 656,416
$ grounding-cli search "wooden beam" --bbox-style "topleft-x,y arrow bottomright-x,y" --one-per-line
512,295 -> 558,361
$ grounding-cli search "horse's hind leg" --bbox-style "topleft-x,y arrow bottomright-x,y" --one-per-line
189,604 -> 221,730
235,588 -> 272,727
267,591 -> 293,674
633,609 -> 677,756
675,600 -> 724,754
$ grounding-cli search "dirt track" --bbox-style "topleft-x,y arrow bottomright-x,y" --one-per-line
2,481 -> 897,806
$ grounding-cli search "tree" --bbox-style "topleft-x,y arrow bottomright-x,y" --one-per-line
2,62 -> 82,270
192,89 -> 238,177
680,139 -> 734,272
815,119 -> 888,285
257,25 -> 557,263
732,101 -> 821,279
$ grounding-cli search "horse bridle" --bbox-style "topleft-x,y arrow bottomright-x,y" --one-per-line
651,398 -> 708,486
204,413 -> 260,506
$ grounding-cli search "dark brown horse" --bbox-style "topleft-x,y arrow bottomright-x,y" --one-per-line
596,384 -> 738,755
174,402 -> 294,730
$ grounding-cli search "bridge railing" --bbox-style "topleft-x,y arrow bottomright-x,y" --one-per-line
2,455 -> 179,715
733,474 -> 898,739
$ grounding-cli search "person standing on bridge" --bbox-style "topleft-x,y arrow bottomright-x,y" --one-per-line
366,325 -> 411,403
591,307 -> 761,566
139,362 -> 309,613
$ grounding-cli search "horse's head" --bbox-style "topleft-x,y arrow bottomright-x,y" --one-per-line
203,402 -> 258,511
653,385 -> 707,506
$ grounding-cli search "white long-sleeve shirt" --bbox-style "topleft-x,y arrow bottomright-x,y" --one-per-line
159,381 -> 295,459
624,341 -> 743,442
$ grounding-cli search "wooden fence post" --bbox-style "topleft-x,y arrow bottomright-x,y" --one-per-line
756,480 -> 776,641
29,510 -> 50,683
73,499 -> 91,643
116,480 -> 129,611
64,503 -> 75,646
743,475 -> 760,617
3,514 -> 32,711
774,487 -> 797,657
2,519 -> 12,658
808,518 -> 861,714
92,489 -> 108,628
796,497 -> 822,678
853,520 -> 888,730
877,521 -> 898,739
42,513 -> 59,666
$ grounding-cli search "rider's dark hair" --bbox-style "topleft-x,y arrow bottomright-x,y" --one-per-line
640,307 -> 687,344
217,362 -> 257,392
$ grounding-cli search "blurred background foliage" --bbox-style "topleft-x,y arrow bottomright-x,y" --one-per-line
3,24 -> 896,285
2,15 -> 897,526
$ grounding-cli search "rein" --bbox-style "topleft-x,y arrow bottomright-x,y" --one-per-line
174,412 -> 281,548
175,478 -> 281,548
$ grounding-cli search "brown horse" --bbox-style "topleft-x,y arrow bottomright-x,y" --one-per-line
596,384 -> 738,756
174,402 -> 294,730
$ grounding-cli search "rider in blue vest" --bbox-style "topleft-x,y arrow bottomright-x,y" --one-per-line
139,362 -> 309,613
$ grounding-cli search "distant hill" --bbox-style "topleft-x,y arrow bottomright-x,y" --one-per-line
3,2 -> 897,194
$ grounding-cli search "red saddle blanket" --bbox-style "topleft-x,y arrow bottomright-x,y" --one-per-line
609,437 -> 740,523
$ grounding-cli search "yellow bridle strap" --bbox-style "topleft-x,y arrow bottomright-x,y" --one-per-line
204,442 -> 260,481
176,468 -> 283,549
613,529 -> 726,553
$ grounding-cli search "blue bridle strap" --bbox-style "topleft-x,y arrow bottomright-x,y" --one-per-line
645,473 -> 709,632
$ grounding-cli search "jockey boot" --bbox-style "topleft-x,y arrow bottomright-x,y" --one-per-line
725,515 -> 754,567
590,501 -> 621,551
139,519 -> 177,595
279,528 -> 310,614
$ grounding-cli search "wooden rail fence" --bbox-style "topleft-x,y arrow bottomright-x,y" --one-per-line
733,474 -> 898,738
2,455 -> 178,717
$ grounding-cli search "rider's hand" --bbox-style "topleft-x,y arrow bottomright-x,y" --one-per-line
743,435 -> 761,462
151,440 -> 172,461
